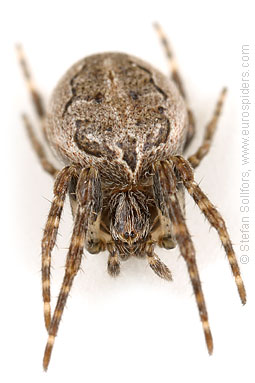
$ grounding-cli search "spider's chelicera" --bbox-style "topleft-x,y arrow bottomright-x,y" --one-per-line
17,23 -> 246,371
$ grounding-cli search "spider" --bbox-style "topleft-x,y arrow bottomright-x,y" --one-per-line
17,23 -> 246,371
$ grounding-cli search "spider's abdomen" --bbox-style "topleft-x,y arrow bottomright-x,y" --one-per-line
45,52 -> 188,186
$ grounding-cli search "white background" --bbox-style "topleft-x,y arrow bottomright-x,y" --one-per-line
1,0 -> 254,382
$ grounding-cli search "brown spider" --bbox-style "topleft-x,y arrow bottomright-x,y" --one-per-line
17,23 -> 246,371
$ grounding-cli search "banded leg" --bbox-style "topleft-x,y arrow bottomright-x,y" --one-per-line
153,22 -> 196,150
43,168 -> 97,371
17,45 -> 57,176
184,109 -> 196,152
156,161 -> 213,354
69,169 -> 104,254
107,244 -> 120,277
16,44 -> 45,119
188,88 -> 227,168
22,114 -> 58,176
147,244 -> 172,281
172,156 -> 246,304
42,166 -> 77,330
154,22 -> 186,98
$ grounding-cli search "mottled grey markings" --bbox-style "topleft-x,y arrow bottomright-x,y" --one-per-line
157,106 -> 165,114
156,119 -> 170,145
94,92 -> 104,103
123,150 -> 137,172
129,91 -> 138,100
149,79 -> 167,100
74,130 -> 103,158
74,119 -> 116,159
62,64 -> 87,117
107,70 -> 115,83
144,118 -> 170,151
134,63 -> 168,100
117,136 -> 137,172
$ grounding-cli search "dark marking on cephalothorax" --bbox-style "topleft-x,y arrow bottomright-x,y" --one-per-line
108,70 -> 115,83
123,150 -> 137,172
62,64 -> 87,117
134,63 -> 168,100
155,119 -> 170,145
74,131 -> 103,158
149,78 -> 167,100
63,65 -> 105,116
74,120 -> 102,157
62,78 -> 76,116
102,143 -> 116,158
129,91 -> 138,100
94,92 -> 104,104
144,118 -> 170,151
117,136 -> 137,172
74,120 -> 116,159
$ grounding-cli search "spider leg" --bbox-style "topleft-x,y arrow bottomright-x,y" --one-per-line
17,45 -> 58,176
42,166 -> 77,331
43,167 -> 99,371
146,244 -> 172,281
16,44 -> 45,119
188,88 -> 227,168
153,22 -> 196,150
184,109 -> 196,153
22,114 -> 58,176
69,171 -> 105,254
172,156 -> 246,305
107,244 -> 120,277
156,161 -> 213,354
152,163 -> 176,249
153,22 -> 185,98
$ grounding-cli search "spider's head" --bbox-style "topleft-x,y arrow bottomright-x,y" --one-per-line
109,190 -> 150,251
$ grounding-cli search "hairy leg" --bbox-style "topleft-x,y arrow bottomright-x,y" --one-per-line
146,243 -> 172,281
69,170 -> 105,254
107,244 -> 120,277
152,163 -> 176,249
43,167 -> 97,371
156,161 -> 213,354
172,156 -> 246,304
22,114 -> 58,176
153,22 -> 185,98
184,109 -> 196,152
153,22 -> 196,150
17,45 -> 57,176
188,88 -> 227,168
16,44 -> 45,119
42,166 -> 77,331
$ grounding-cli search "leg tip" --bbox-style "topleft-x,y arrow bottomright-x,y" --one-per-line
43,335 -> 55,371
235,275 -> 247,305
203,320 -> 213,355
148,255 -> 173,281
153,21 -> 160,29
222,87 -> 228,95
107,260 -> 120,277
240,289 -> 247,306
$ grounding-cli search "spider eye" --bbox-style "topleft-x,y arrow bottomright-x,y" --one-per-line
130,231 -> 135,238
124,232 -> 129,239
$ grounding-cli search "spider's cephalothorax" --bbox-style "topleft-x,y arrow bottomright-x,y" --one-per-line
17,23 -> 246,371
109,190 -> 151,255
